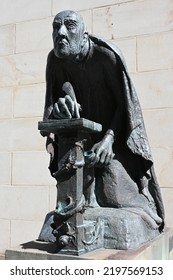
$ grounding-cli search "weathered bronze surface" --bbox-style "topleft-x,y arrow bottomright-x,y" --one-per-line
38,10 -> 164,255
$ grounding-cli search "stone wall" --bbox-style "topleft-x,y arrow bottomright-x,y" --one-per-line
0,0 -> 172,255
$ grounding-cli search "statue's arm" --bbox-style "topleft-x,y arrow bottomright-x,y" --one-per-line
40,51 -> 57,159
42,51 -> 55,122
104,53 -> 125,140
90,54 -> 125,166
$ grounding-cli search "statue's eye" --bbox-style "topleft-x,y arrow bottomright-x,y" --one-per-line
65,20 -> 77,30
53,22 -> 61,30
67,24 -> 74,29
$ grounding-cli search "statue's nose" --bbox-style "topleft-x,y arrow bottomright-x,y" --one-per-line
58,24 -> 67,36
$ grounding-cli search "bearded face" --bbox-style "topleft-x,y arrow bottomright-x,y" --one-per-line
52,11 -> 86,61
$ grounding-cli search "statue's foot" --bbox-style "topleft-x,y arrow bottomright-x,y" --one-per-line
147,201 -> 163,225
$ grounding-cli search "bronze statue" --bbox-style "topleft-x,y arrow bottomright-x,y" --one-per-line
39,10 -> 164,253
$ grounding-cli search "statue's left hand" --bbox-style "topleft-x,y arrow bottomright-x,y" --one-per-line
90,133 -> 114,166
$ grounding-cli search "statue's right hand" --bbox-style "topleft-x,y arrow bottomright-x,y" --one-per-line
53,95 -> 81,119
53,95 -> 74,119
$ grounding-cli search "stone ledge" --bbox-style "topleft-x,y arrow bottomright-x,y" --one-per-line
0,254 -> 5,260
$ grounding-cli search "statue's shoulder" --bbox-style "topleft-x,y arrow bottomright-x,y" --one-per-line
47,49 -> 56,63
89,35 -> 126,68
90,35 -> 121,56
46,50 -> 62,71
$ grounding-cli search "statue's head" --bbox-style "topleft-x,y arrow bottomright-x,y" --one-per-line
52,10 -> 88,61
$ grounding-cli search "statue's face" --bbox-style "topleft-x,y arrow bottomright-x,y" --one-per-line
52,11 -> 85,60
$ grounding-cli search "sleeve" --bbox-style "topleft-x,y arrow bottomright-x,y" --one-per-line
42,50 -> 55,121
103,50 -> 126,139
40,51 -> 56,137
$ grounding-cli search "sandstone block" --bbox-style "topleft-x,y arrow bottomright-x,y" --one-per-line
114,37 -> 136,73
152,147 -> 173,189
16,18 -> 53,53
12,118 -> 46,151
12,151 -> 55,186
0,87 -> 13,119
143,109 -> 173,148
93,0 -> 173,39
0,119 -> 12,151
0,56 -> 17,87
14,84 -> 45,118
0,118 -> 45,151
79,10 -> 92,33
11,220 -> 43,248
132,70 -> 173,109
161,188 -> 173,227
0,0 -> 51,25
14,51 -> 48,85
52,0 -> 131,14
0,51 -> 47,87
0,25 -> 15,56
0,185 -> 49,220
137,31 -> 173,71
7,118 -> 44,151
0,220 -> 10,253
0,152 -> 11,185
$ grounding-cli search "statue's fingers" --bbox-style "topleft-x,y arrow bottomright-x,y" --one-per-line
53,103 -> 62,118
105,152 -> 115,165
78,103 -> 82,112
94,150 -> 101,165
58,111 -> 71,119
74,102 -> 80,118
87,152 -> 98,166
58,98 -> 72,118
105,153 -> 111,165
65,95 -> 75,116
100,150 -> 107,164
111,153 -> 115,160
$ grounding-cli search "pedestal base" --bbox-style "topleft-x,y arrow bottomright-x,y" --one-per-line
38,207 -> 161,253
5,227 -> 173,260
84,207 -> 160,250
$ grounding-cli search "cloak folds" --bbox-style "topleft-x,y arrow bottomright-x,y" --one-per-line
89,35 -> 164,229
41,35 -> 165,230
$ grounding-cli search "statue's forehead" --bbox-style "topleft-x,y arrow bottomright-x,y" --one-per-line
54,12 -> 80,23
